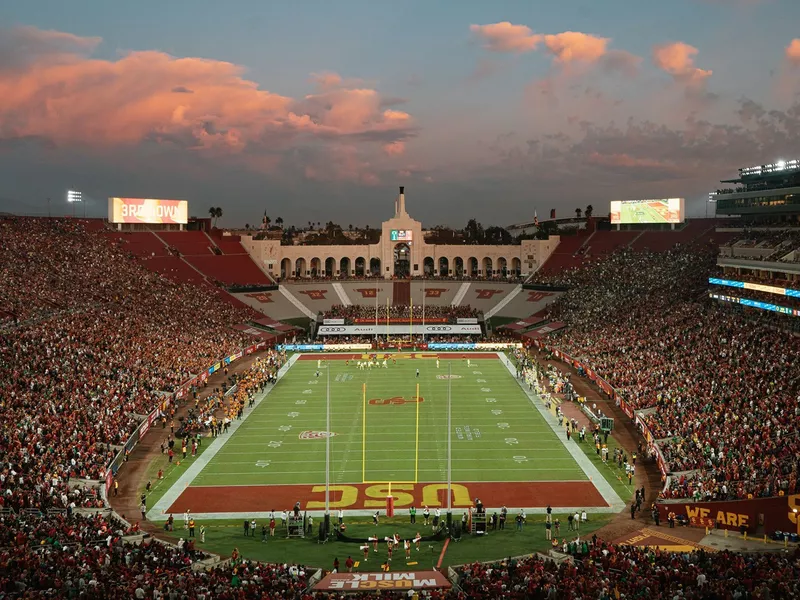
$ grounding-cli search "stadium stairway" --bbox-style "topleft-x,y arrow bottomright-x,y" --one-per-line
451,281 -> 471,306
393,281 -> 410,306
484,284 -> 522,319
332,282 -> 352,306
279,285 -> 316,318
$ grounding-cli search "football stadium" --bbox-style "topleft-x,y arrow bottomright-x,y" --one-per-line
2,160 -> 799,596
2,6 -> 800,595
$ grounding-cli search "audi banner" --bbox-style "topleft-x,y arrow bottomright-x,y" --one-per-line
317,324 -> 482,335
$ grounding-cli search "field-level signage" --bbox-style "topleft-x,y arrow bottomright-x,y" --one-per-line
299,431 -> 338,439
368,396 -> 424,406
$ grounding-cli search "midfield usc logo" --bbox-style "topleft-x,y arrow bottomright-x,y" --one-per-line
368,396 -> 425,406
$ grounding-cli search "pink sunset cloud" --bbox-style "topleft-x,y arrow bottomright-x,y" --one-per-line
543,32 -> 610,64
652,42 -> 712,84
469,22 -> 542,53
786,39 -> 800,64
0,26 -> 413,165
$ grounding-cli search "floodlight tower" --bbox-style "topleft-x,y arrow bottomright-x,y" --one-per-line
67,189 -> 82,217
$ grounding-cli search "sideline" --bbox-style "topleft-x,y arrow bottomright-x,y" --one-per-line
147,354 -> 299,521
496,352 -> 626,514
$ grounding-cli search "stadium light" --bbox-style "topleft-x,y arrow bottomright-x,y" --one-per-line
67,190 -> 82,203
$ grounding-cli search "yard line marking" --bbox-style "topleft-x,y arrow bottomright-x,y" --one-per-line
181,478 -> 593,488
146,354 -> 299,520
497,352 -> 626,513
197,457 -> 582,465
193,467 -> 582,476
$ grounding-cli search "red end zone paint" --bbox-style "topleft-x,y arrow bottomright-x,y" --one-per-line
297,353 -> 499,361
166,481 -> 607,514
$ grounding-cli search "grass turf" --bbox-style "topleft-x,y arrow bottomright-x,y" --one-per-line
191,356 -> 587,488
167,513 -> 612,570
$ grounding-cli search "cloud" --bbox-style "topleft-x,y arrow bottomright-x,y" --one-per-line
383,141 -> 405,156
469,22 -> 542,53
652,42 -> 712,84
0,25 -> 101,70
0,25 -> 414,173
470,23 -> 640,83
543,32 -> 610,64
787,39 -> 800,65
599,50 -> 642,76
302,145 -> 381,186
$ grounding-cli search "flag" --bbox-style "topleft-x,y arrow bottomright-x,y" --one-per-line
533,210 -> 539,227
550,209 -> 556,219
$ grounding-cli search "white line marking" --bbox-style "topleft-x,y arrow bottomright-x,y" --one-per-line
147,354 -> 299,520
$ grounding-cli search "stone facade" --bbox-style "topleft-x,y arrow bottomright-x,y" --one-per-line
239,188 -> 558,279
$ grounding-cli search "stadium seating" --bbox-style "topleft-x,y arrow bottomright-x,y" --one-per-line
536,230 -> 592,275
158,230 -> 215,256
3,217 -> 800,597
104,231 -> 171,257
186,254 -> 272,286
0,217 -> 254,512
2,509 -> 797,598
533,244 -> 799,501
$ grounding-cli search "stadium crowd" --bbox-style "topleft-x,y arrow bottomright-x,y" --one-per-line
3,508 -> 798,599
532,247 -> 799,501
0,218 -> 257,513
457,543 -> 800,599
324,304 -> 479,321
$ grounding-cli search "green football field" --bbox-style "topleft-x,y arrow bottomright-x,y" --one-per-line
620,201 -> 669,224
189,355 -> 586,488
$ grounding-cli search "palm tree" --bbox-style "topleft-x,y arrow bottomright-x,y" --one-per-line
575,208 -> 582,219
208,206 -> 223,227
348,224 -> 353,232
276,217 -> 284,228
585,204 -> 594,218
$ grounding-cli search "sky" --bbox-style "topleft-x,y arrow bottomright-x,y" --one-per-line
1,0 -> 800,228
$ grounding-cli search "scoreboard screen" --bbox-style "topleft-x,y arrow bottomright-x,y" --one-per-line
390,229 -> 413,241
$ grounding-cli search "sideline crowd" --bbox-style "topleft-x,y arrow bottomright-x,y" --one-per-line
530,245 -> 799,501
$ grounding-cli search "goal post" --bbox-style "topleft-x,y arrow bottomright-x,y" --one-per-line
361,382 -> 420,486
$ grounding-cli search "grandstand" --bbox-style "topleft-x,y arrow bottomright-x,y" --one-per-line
3,177 -> 800,597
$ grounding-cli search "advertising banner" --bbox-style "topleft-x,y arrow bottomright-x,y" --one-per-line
474,342 -> 523,349
353,317 -> 448,324
315,570 -> 451,592
457,318 -> 478,324
657,494 -> 800,535
322,344 -> 373,351
710,277 -> 800,298
323,318 -> 346,325
428,343 -> 475,350
318,324 -> 482,335
710,293 -> 800,316
108,197 -> 188,224
278,344 -> 325,351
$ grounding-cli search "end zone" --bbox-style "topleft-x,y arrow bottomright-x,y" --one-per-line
159,480 -> 610,520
